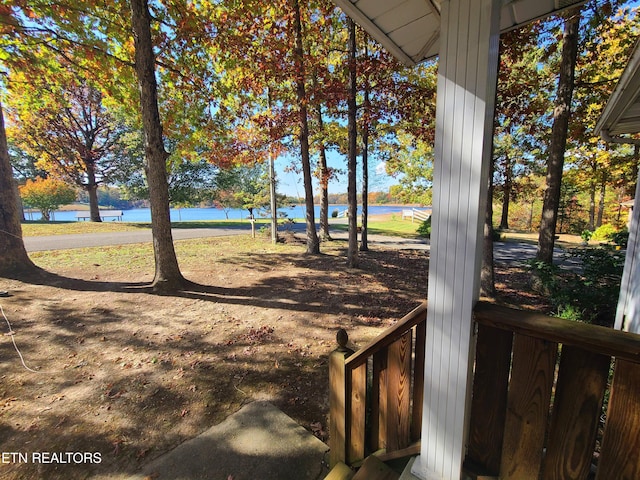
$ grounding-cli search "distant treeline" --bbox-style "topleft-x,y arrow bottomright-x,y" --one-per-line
306,191 -> 403,205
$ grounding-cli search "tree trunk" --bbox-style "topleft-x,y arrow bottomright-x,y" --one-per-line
316,106 -> 331,241
16,184 -> 25,222
536,7 -> 581,264
360,87 -> 369,252
481,169 -> 496,298
267,88 -> 278,244
269,153 -> 278,244
630,145 -> 639,198
88,186 -> 101,222
347,17 -> 358,268
588,166 -> 596,231
291,0 -> 320,254
597,172 -> 606,228
87,166 -> 102,222
499,154 -> 511,230
0,102 -> 37,277
130,0 -> 186,291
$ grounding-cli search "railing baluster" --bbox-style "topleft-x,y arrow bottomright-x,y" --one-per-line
371,350 -> 387,452
348,361 -> 367,464
542,346 -> 610,480
386,331 -> 412,451
330,301 -> 640,477
467,323 -> 513,475
326,303 -> 425,466
412,320 -> 426,442
500,334 -> 557,480
596,359 -> 640,480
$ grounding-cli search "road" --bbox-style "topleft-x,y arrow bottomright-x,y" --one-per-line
23,226 -> 252,252
23,225 -> 576,270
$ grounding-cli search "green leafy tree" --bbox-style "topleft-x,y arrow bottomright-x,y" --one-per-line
565,5 -> 640,230
19,177 -> 76,221
346,17 -> 358,267
7,65 -> 130,222
384,131 -> 434,205
215,163 -> 271,218
167,159 -> 218,207
129,0 -> 189,290
537,6 -> 582,264
493,23 -> 549,230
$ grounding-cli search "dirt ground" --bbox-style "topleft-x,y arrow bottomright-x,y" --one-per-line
0,232 -> 543,480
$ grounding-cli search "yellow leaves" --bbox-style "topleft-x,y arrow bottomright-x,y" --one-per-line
19,177 -> 77,218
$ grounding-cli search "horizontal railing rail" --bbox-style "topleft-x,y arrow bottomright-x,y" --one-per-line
345,302 -> 427,369
468,300 -> 640,480
329,302 -> 426,467
329,300 -> 640,479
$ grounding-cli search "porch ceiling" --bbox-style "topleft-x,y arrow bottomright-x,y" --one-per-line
595,39 -> 640,137
332,0 -> 586,66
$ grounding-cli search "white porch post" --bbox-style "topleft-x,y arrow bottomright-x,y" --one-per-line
615,173 -> 640,333
411,0 -> 500,479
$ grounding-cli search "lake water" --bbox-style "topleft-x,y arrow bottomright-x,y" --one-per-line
25,205 -> 431,223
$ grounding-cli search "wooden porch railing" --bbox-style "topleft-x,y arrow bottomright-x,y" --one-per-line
329,302 -> 427,467
469,301 -> 640,480
329,300 -> 640,479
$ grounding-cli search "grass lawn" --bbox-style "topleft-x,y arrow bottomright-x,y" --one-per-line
1,233 -> 431,480
3,215 -> 565,480
329,216 -> 423,238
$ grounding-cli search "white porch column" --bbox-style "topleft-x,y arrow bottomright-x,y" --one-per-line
615,173 -> 640,333
411,0 -> 500,479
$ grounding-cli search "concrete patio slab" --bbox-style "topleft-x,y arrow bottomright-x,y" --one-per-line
127,401 -> 329,480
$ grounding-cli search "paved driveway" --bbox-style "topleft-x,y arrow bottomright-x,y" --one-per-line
23,226 -> 576,270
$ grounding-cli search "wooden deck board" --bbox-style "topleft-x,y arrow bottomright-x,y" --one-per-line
352,455 -> 400,480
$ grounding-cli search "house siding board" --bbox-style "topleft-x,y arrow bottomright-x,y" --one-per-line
616,172 -> 640,333
613,101 -> 640,134
413,0 -> 500,479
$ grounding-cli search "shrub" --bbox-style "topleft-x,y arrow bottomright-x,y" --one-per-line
331,209 -> 339,218
417,217 -> 431,237
611,228 -> 629,248
527,246 -> 624,326
580,230 -> 593,242
591,224 -> 617,242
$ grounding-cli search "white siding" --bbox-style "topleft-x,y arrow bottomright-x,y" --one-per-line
410,0 -> 501,478
616,175 -> 640,333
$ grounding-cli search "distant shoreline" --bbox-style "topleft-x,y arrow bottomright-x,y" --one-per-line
32,202 -> 432,213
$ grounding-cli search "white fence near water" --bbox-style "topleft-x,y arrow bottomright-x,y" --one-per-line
402,208 -> 431,222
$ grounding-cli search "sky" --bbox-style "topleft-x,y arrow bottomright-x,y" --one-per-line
274,151 -> 397,198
